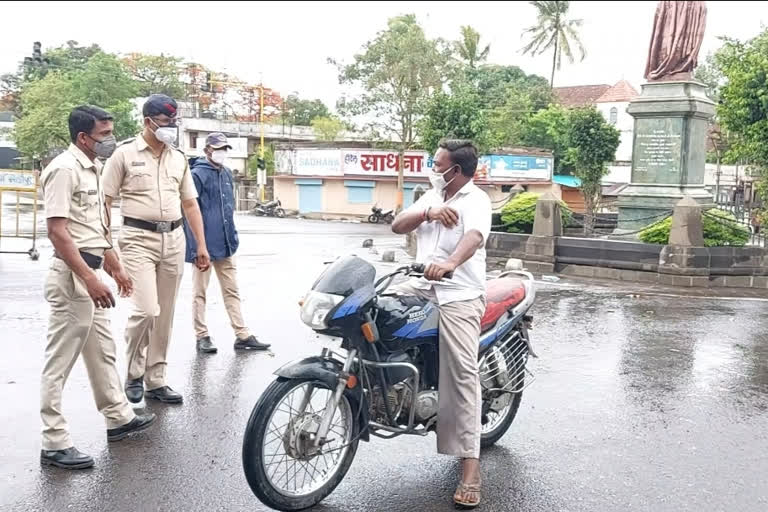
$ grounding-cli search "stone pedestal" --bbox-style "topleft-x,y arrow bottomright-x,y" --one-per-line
617,81 -> 715,231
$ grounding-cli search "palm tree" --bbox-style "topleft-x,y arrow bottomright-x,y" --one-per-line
455,25 -> 491,69
521,1 -> 586,88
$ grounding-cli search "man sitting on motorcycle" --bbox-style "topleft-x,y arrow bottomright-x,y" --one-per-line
391,139 -> 491,508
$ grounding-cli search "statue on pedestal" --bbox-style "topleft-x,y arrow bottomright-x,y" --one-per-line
644,1 -> 707,82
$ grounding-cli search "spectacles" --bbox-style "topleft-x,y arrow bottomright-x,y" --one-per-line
150,117 -> 181,128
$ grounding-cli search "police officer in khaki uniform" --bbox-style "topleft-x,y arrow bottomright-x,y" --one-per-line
103,94 -> 210,405
40,105 -> 156,470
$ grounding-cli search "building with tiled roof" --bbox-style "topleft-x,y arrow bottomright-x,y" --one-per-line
553,84 -> 611,107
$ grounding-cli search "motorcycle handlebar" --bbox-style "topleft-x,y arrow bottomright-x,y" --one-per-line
409,263 -> 453,280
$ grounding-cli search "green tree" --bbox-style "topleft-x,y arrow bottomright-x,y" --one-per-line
311,116 -> 345,142
281,95 -> 330,126
1,41 -> 103,115
332,14 -> 449,209
521,1 -> 586,88
13,51 -> 139,159
714,30 -> 768,214
564,107 -> 620,235
420,82 -> 490,154
519,104 -> 571,173
122,53 -> 187,99
455,25 -> 490,69
419,65 -> 552,154
466,64 -> 551,110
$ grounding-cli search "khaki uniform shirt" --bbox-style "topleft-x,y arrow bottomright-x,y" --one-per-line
102,135 -> 197,222
41,144 -> 111,253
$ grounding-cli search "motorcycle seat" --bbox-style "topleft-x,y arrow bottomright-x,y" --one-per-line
480,278 -> 527,332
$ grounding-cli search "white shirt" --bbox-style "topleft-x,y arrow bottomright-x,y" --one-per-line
406,180 -> 491,305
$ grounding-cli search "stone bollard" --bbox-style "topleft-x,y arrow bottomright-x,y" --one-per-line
532,192 -> 563,237
523,193 -> 562,273
668,195 -> 705,247
658,195 -> 710,282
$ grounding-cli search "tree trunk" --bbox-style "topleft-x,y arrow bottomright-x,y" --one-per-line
550,37 -> 558,88
583,189 -> 598,236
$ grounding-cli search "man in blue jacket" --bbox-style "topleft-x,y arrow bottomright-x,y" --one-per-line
184,133 -> 270,353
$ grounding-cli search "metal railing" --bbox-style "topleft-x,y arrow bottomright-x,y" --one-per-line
713,185 -> 765,247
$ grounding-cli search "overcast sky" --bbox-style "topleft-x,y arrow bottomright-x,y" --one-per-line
2,1 -> 767,110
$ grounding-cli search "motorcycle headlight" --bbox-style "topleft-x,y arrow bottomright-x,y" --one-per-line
300,291 -> 344,330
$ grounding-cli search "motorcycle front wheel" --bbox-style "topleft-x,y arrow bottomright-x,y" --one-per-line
368,214 -> 379,224
242,378 -> 359,511
275,208 -> 286,218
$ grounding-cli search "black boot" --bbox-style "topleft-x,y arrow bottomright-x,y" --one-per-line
196,336 -> 218,354
40,447 -> 94,470
125,377 -> 144,404
234,335 -> 271,351
107,413 -> 157,442
145,386 -> 183,404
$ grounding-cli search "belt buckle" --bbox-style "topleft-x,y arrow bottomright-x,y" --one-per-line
156,221 -> 171,233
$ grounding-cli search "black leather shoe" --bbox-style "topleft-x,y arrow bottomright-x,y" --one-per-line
196,336 -> 218,354
40,447 -> 94,470
107,413 -> 157,442
234,335 -> 271,351
145,386 -> 183,404
125,378 -> 144,404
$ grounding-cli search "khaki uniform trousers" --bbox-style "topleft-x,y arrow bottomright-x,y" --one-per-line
391,282 -> 486,459
192,257 -> 250,340
41,258 -> 135,451
119,226 -> 185,390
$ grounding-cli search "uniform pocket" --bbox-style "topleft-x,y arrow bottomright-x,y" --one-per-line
74,188 -> 100,223
126,170 -> 154,192
45,261 -> 76,303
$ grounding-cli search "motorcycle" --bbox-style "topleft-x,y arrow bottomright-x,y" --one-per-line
253,198 -> 286,218
242,256 -> 537,511
368,205 -> 394,224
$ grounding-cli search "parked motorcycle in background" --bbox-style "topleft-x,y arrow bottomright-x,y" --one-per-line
368,205 -> 394,224
253,198 -> 286,218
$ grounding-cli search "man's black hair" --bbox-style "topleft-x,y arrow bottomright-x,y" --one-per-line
68,105 -> 113,143
438,139 -> 479,177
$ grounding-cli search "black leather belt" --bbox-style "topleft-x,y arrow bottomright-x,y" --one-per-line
123,217 -> 183,233
54,251 -> 103,270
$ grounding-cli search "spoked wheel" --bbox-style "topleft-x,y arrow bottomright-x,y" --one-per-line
368,214 -> 379,224
242,378 -> 359,511
275,208 -> 286,218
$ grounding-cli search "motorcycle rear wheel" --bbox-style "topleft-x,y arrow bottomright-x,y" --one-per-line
242,378 -> 359,511
480,390 -> 522,448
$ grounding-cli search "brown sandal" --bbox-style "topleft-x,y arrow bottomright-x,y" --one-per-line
453,481 -> 482,509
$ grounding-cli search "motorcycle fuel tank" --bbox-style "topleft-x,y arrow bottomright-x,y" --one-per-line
376,294 -> 439,350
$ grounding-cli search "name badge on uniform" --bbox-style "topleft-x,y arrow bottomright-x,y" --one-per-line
88,189 -> 97,195
131,161 -> 146,167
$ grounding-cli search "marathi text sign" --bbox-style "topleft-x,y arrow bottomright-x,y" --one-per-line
480,155 -> 552,181
0,169 -> 37,191
343,151 -> 433,177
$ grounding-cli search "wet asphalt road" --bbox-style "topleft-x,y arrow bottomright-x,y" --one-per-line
1,216 -> 768,512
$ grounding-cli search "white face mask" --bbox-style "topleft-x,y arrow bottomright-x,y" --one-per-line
149,118 -> 177,146
429,166 -> 457,192
210,149 -> 227,165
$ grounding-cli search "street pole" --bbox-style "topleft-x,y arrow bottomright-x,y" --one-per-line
260,82 -> 265,202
